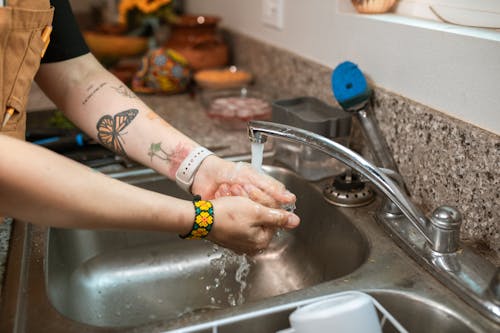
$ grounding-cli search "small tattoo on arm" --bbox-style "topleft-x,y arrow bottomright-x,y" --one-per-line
111,84 -> 137,99
96,109 -> 139,156
148,142 -> 190,178
148,142 -> 172,161
82,82 -> 107,105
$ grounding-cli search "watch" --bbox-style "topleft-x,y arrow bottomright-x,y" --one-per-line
175,147 -> 214,193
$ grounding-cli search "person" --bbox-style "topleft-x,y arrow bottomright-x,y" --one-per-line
0,0 -> 299,254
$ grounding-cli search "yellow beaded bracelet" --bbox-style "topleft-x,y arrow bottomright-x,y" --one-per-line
180,195 -> 215,239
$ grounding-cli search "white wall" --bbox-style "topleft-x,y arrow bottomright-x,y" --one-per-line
185,0 -> 500,135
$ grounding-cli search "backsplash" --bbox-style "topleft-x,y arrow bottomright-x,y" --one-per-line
229,32 -> 499,264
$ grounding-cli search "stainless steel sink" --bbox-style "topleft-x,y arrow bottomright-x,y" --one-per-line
172,290 -> 482,333
46,166 -> 369,328
3,164 -> 498,332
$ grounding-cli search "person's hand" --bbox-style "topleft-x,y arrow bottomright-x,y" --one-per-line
207,196 -> 300,254
191,156 -> 296,209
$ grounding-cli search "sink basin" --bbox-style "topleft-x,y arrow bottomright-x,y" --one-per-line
188,290 -> 481,333
369,291 -> 478,333
46,166 -> 369,328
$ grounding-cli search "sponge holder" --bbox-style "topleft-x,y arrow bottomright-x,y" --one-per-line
270,97 -> 352,180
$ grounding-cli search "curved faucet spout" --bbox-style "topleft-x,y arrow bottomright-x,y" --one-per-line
248,120 -> 432,244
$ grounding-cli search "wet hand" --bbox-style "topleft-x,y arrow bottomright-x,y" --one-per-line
206,196 -> 300,254
192,156 -> 296,209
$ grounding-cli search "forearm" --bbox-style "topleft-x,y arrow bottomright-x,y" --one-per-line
35,53 -> 198,179
0,134 -> 192,233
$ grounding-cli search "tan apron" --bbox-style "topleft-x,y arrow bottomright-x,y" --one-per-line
0,0 -> 53,225
0,0 -> 53,140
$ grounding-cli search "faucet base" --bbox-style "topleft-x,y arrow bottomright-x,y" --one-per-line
323,171 -> 376,208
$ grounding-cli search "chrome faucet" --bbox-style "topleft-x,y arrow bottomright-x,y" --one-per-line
248,120 -> 500,324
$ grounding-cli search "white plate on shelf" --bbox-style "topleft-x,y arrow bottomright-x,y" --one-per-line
430,4 -> 500,29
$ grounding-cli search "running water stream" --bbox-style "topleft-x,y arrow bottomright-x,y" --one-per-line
207,246 -> 251,307
251,142 -> 265,172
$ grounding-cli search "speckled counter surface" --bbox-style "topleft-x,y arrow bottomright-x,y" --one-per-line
140,93 -> 259,156
0,220 -> 12,298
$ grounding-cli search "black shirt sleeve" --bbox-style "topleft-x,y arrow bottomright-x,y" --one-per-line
41,0 -> 90,63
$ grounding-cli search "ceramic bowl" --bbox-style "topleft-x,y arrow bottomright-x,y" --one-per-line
200,87 -> 272,130
351,0 -> 397,14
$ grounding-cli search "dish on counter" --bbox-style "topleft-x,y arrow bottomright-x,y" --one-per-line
430,4 -> 500,29
351,0 -> 396,14
194,66 -> 253,89
200,87 -> 272,129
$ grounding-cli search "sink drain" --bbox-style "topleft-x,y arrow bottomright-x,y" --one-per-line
323,171 -> 375,207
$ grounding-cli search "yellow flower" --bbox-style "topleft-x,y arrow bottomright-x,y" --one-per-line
196,212 -> 213,227
118,0 -> 172,25
195,200 -> 213,211
191,228 -> 208,238
118,0 -> 137,24
136,0 -> 172,14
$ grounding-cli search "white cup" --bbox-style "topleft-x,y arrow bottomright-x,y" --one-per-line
278,292 -> 382,333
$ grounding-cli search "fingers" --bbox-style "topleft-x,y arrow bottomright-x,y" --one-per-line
207,196 -> 300,255
243,183 -> 279,208
214,183 -> 231,198
254,204 -> 300,229
214,181 -> 291,209
199,158 -> 296,206
220,162 -> 296,206
241,163 -> 297,205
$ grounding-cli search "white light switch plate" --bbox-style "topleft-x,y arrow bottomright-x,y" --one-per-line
262,0 -> 284,30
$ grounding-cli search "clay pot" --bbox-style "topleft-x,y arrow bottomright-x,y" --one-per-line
165,15 -> 228,71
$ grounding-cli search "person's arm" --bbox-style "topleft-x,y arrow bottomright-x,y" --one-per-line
36,53 -> 196,179
35,53 -> 296,207
0,134 -> 299,253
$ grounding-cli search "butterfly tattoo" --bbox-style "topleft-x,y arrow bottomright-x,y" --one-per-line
96,109 -> 138,156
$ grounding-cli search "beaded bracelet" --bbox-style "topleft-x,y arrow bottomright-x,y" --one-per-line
180,195 -> 215,239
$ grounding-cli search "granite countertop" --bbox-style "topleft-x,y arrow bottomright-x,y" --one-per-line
0,88 -> 260,298
140,93 -> 259,157
0,219 -> 12,296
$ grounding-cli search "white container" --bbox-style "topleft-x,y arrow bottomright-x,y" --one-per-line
278,292 -> 382,333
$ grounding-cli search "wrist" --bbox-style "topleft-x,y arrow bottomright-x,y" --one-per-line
179,195 -> 215,239
175,146 -> 214,194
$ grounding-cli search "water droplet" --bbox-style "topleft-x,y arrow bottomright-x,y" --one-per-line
227,293 -> 236,307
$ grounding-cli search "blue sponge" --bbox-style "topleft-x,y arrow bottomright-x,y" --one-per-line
331,61 -> 371,111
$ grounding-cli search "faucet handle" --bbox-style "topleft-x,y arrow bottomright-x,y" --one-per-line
378,168 -> 406,216
429,206 -> 462,253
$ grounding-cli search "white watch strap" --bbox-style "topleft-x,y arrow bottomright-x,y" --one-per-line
175,147 -> 214,193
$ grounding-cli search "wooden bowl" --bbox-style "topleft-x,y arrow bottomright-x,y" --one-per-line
83,31 -> 148,59
194,67 -> 252,89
